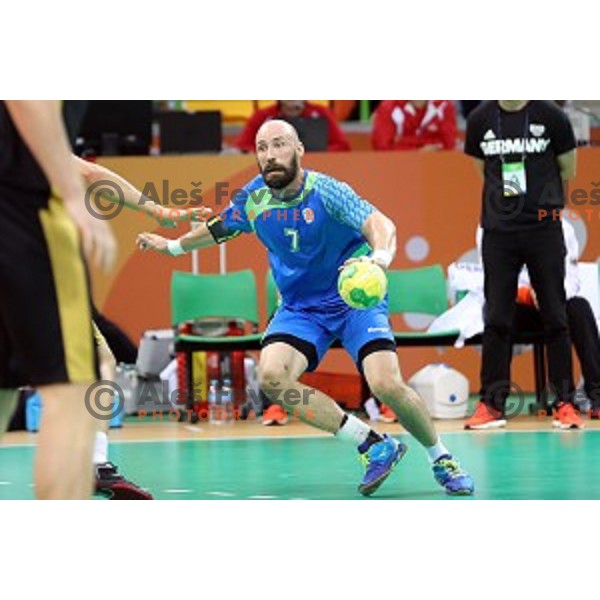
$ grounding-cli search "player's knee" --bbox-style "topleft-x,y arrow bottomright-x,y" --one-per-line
369,376 -> 401,401
258,366 -> 294,396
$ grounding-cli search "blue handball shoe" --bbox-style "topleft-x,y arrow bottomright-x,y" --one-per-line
432,455 -> 475,496
358,434 -> 407,496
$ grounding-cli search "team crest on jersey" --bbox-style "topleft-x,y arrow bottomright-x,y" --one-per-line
530,123 -> 545,137
302,208 -> 315,224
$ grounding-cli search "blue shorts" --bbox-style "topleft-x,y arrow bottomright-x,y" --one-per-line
261,299 -> 396,372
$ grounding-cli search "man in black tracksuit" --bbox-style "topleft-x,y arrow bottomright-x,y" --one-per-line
464,100 -> 581,430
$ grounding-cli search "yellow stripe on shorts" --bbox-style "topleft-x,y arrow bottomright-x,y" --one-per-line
38,197 -> 96,383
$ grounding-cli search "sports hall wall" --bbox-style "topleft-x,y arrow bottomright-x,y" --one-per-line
92,149 -> 600,391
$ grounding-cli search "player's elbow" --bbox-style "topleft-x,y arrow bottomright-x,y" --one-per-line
386,216 -> 397,237
77,158 -> 105,184
377,212 -> 396,237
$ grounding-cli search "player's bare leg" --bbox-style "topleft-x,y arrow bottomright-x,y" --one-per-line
92,331 -> 153,500
0,389 -> 19,440
363,350 -> 474,495
363,351 -> 438,446
258,342 -> 345,432
35,383 -> 97,499
258,342 -> 405,496
93,417 -> 152,500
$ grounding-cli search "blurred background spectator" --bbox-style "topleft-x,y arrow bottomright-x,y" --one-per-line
459,101 -> 482,120
371,100 -> 457,151
72,101 -> 600,159
234,101 -> 351,153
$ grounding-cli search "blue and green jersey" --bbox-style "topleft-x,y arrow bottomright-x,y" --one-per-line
219,170 -> 376,309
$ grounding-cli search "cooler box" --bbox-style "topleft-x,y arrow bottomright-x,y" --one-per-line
137,329 -> 174,378
408,364 -> 469,419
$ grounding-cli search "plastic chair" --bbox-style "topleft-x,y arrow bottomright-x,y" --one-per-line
171,270 -> 263,348
387,264 -> 449,316
171,270 -> 265,418
266,270 -> 280,319
386,265 -> 459,341
386,264 -> 548,411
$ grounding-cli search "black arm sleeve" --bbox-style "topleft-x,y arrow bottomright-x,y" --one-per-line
206,215 -> 242,244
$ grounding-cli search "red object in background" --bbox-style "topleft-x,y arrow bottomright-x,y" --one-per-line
371,100 -> 457,151
176,352 -> 187,399
206,351 -> 221,383
234,102 -> 351,153
516,285 -> 536,307
176,322 -> 192,408
227,320 -> 246,407
300,372 -> 365,411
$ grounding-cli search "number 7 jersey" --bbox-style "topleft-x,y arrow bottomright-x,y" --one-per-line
219,170 -> 377,310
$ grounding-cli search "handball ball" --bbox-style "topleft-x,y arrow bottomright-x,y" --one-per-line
338,260 -> 387,310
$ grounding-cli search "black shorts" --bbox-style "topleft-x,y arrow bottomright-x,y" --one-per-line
0,192 -> 99,388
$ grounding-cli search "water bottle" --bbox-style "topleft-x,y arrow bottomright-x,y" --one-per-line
221,377 -> 234,423
25,389 -> 42,432
209,379 -> 224,424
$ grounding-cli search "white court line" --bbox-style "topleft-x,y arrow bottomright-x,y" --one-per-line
163,489 -> 194,494
248,495 -> 278,499
4,434 -> 323,449
2,427 -> 598,450
0,481 -> 12,485
206,491 -> 236,497
442,428 -> 590,435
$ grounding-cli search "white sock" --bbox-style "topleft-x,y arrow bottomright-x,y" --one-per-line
93,431 -> 109,465
335,414 -> 371,446
425,438 -> 449,463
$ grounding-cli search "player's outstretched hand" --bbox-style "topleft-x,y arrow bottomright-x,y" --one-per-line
137,232 -> 171,255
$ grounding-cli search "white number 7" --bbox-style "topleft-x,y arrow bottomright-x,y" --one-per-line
284,228 -> 300,252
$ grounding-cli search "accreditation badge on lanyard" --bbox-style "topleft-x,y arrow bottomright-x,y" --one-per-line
502,161 -> 527,197
498,107 -> 529,197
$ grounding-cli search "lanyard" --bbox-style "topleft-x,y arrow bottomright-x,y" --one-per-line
496,104 -> 529,164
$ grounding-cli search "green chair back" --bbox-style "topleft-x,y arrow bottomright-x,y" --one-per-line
171,270 -> 259,326
386,265 -> 449,317
266,270 -> 280,318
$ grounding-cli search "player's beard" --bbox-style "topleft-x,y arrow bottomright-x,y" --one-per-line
261,154 -> 299,191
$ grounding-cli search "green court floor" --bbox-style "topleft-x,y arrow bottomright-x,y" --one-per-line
2,431 -> 600,499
